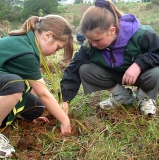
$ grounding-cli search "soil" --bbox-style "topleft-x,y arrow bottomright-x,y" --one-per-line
1,94 -> 156,160
0,3 -> 159,159
0,63 -> 158,159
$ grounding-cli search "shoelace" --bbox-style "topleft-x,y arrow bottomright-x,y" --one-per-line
141,98 -> 155,109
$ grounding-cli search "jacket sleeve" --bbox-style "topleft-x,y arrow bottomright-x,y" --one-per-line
60,46 -> 92,102
134,30 -> 159,72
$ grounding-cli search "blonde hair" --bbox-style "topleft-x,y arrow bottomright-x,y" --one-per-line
9,15 -> 73,63
80,0 -> 123,35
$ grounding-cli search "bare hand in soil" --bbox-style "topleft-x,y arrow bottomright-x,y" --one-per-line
61,123 -> 71,136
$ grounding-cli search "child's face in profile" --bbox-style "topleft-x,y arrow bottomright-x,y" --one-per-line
43,39 -> 67,56
85,26 -> 117,50
38,31 -> 68,56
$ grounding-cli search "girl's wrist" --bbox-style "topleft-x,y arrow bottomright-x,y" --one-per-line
60,115 -> 70,125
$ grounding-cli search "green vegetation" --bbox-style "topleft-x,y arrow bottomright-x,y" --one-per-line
21,0 -> 59,20
0,0 -> 59,25
40,2 -> 159,159
1,1 -> 159,34
117,2 -> 159,34
1,1 -> 159,160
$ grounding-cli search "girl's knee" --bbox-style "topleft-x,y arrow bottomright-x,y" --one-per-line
21,93 -> 45,121
20,106 -> 45,121
79,64 -> 91,73
147,68 -> 159,83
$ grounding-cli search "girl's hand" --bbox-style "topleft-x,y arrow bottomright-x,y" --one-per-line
60,119 -> 71,136
122,63 -> 141,85
60,102 -> 71,135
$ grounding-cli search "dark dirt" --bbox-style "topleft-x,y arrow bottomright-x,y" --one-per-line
1,65 -> 158,160
0,100 -> 158,159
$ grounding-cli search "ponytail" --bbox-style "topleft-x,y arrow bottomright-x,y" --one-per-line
9,16 -> 39,36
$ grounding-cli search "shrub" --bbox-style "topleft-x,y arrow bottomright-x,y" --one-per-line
151,0 -> 159,5
145,3 -> 153,10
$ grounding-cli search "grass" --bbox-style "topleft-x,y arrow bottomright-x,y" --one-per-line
117,2 -> 159,34
1,2 -> 159,160
59,2 -> 159,34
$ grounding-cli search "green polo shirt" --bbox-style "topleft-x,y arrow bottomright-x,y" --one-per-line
0,30 -> 42,125
0,30 -> 42,80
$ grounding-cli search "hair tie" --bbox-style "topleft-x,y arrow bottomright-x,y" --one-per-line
95,0 -> 109,8
38,17 -> 42,23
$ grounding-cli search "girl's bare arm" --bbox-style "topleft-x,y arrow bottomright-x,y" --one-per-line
29,78 -> 71,134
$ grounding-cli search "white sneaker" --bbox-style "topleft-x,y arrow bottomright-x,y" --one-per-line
0,133 -> 15,158
100,88 -> 134,110
139,98 -> 156,115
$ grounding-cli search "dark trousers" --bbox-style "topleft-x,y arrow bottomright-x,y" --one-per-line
79,63 -> 159,100
0,74 -> 44,126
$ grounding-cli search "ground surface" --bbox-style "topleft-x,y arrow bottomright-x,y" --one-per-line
1,93 -> 158,159
0,2 -> 159,159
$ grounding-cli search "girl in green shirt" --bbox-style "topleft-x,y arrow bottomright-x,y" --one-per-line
0,14 -> 73,158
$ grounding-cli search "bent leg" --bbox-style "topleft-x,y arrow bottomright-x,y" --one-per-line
136,67 -> 159,100
0,93 -> 22,125
20,93 -> 45,121
79,63 -> 124,94
0,74 -> 25,125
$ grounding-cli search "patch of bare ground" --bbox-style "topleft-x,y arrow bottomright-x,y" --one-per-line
1,88 -> 158,159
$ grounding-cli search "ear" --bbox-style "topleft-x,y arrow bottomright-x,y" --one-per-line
43,31 -> 54,41
109,26 -> 116,34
